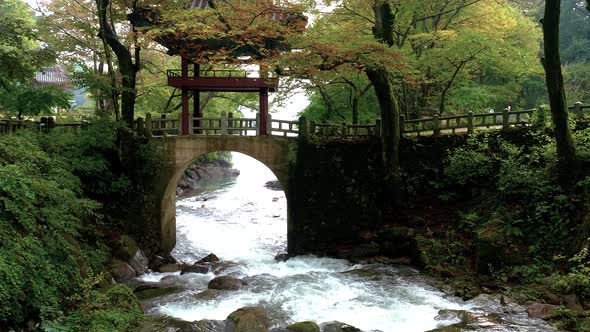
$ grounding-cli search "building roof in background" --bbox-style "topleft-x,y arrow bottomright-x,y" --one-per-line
34,67 -> 71,87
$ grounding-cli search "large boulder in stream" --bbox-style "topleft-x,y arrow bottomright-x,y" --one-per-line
208,276 -> 247,290
320,321 -> 361,332
197,253 -> 220,264
286,321 -> 320,332
225,307 -> 270,332
181,263 -> 210,275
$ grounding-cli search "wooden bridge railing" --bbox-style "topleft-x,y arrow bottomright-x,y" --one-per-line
402,109 -> 534,136
0,118 -> 88,135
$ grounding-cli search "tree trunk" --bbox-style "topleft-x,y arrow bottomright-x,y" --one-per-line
96,0 -> 138,128
366,67 -> 402,210
370,1 -> 403,210
542,0 -> 578,185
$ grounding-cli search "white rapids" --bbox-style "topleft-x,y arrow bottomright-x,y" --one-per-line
138,152 -> 558,332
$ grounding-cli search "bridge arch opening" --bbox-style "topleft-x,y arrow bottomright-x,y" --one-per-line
163,150 -> 289,262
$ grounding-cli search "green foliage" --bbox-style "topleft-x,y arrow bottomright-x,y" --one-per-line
0,0 -> 55,84
0,126 -> 146,330
43,279 -> 143,332
0,131 -> 102,326
443,129 -> 581,256
0,84 -> 71,118
444,135 -> 496,186
553,246 -> 590,304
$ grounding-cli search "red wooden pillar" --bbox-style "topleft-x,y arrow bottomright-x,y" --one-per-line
193,64 -> 201,134
259,88 -> 269,136
181,58 -> 190,135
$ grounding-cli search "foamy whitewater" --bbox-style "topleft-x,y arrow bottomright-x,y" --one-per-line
139,152 -> 558,332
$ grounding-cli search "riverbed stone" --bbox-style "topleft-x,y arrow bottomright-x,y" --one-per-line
274,253 -> 290,262
194,289 -> 222,301
158,263 -> 188,273
286,321 -> 320,332
197,253 -> 220,264
526,303 -> 558,319
188,319 -> 226,332
181,263 -> 210,275
134,285 -> 181,301
149,255 -> 166,271
109,258 -> 136,282
208,276 -> 247,290
129,248 -> 149,276
320,321 -> 361,332
225,307 -> 270,332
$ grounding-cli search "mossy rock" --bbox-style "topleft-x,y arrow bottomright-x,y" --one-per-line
225,307 -> 270,332
286,321 -> 320,332
134,286 -> 181,301
114,235 -> 139,260
475,222 -> 526,274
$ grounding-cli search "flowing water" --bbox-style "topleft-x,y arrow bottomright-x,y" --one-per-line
139,153 -> 559,332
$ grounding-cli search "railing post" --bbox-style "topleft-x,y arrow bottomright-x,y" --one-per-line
136,117 -> 144,136
256,113 -> 261,136
503,107 -> 509,129
310,120 -> 316,137
178,112 -> 183,136
433,114 -> 440,136
573,101 -> 583,119
375,119 -> 382,137
220,112 -> 228,135
145,113 -> 152,138
161,113 -> 167,137
48,117 -> 56,130
7,120 -> 13,134
228,112 -> 234,135
298,116 -> 309,139
266,113 -> 273,136
341,122 -> 347,137
400,115 -> 406,133
467,111 -> 474,134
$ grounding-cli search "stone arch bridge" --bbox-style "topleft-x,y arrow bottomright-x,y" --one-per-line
132,108 -> 539,256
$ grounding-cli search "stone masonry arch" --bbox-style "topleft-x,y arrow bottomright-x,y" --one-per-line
155,136 -> 293,254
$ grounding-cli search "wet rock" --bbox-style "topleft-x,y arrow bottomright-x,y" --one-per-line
181,263 -> 210,275
129,248 -> 149,276
269,329 -> 290,332
158,263 -> 188,273
109,259 -> 136,282
435,310 -> 476,324
194,289 -> 222,301
134,285 -> 181,301
208,276 -> 247,290
320,321 -> 361,332
526,303 -> 558,319
563,294 -> 584,311
197,253 -> 220,264
149,255 -> 166,271
225,307 -> 270,332
264,180 -> 283,191
189,319 -> 226,332
286,321 -> 320,332
274,253 -> 290,262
